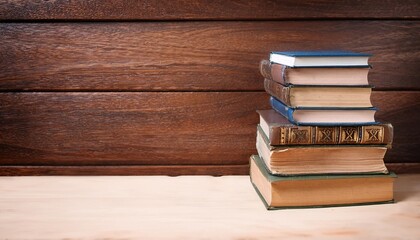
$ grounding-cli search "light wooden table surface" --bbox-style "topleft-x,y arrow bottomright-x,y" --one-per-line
0,174 -> 419,240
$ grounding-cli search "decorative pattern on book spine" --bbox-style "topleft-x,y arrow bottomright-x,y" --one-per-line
277,125 -> 385,145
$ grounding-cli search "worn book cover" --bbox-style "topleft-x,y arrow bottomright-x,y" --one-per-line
249,155 -> 396,210
259,59 -> 370,86
270,96 -> 377,126
256,126 -> 389,175
257,109 -> 393,146
264,78 -> 373,108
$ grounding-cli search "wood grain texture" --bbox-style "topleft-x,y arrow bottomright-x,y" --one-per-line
1,0 -> 419,20
0,165 -> 249,176
0,92 -> 270,166
0,91 -> 418,167
372,91 -> 420,163
1,175 -> 419,239
386,163 -> 420,174
1,21 -> 419,91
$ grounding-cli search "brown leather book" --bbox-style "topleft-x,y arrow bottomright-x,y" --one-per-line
256,128 -> 389,175
259,59 -> 370,86
263,78 -> 373,108
257,109 -> 393,146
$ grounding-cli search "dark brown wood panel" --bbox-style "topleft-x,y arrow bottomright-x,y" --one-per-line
0,165 -> 249,176
1,21 -> 419,91
372,91 -> 420,163
0,163 -> 418,176
1,0 -> 419,20
386,163 -> 420,174
0,91 -> 418,167
0,92 -> 270,166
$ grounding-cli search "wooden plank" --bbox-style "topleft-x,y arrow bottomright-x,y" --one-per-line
0,92 -> 270,166
1,21 -> 419,91
0,163 -> 418,176
0,91 -> 419,167
0,165 -> 249,176
372,91 -> 420,163
0,0 -> 419,20
386,163 -> 420,174
1,175 -> 419,239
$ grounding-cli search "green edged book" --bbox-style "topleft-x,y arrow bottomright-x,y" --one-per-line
250,155 -> 396,210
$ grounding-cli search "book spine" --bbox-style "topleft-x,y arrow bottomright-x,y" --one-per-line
259,59 -> 272,79
269,123 -> 393,146
270,97 -> 297,124
264,78 -> 291,106
259,60 -> 288,85
280,64 -> 289,85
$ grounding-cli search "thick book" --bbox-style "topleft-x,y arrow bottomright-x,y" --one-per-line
256,127 -> 389,175
257,109 -> 393,146
269,50 -> 371,67
259,59 -> 370,86
250,155 -> 396,209
270,97 -> 377,126
264,78 -> 373,108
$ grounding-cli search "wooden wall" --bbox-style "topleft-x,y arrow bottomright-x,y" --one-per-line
1,1 -> 419,175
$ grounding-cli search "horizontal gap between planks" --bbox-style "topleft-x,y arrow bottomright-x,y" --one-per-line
0,89 -> 418,93
0,18 -> 420,23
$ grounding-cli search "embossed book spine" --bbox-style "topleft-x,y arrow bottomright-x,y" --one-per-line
258,124 -> 393,146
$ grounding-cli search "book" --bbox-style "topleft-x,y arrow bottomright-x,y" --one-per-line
270,97 -> 377,126
259,59 -> 370,86
264,78 -> 373,108
257,109 -> 393,146
256,127 -> 389,175
269,50 -> 371,67
249,155 -> 395,209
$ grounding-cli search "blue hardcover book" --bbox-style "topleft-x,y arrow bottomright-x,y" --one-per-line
269,50 -> 371,67
270,97 -> 377,126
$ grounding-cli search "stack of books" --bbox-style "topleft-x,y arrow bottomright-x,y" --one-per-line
251,51 -> 396,209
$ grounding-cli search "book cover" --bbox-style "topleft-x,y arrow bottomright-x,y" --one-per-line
269,50 -> 371,67
264,78 -> 373,108
259,59 -> 370,86
272,51 -> 371,57
257,109 -> 393,146
249,155 -> 396,210
256,127 -> 389,175
270,97 -> 378,126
